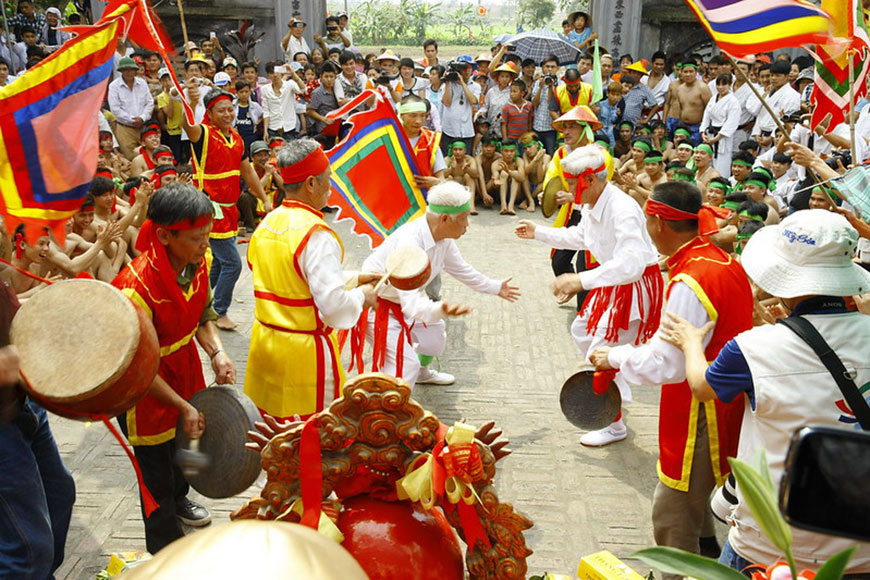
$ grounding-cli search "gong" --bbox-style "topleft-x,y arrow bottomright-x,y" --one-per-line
559,370 -> 622,431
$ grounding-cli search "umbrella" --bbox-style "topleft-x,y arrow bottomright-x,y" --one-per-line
493,33 -> 513,45
505,28 -> 580,66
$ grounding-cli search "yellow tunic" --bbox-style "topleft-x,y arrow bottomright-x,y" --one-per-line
244,200 -> 345,418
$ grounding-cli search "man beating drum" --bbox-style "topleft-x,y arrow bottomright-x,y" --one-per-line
113,183 -> 236,553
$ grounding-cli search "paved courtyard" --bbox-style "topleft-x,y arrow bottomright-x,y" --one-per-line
51,208 -> 717,579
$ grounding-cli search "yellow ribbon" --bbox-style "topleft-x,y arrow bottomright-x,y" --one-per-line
210,200 -> 235,220
278,499 -> 345,543
396,453 -> 436,509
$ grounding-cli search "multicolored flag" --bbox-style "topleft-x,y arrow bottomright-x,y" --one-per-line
811,0 -> 870,133
682,0 -> 834,57
0,0 -> 177,244
327,91 -> 427,248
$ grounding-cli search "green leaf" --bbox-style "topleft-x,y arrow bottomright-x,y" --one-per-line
815,546 -> 857,580
632,547 -> 748,580
728,456 -> 793,555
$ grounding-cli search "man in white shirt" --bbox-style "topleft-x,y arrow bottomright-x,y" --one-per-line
108,56 -> 155,160
751,61 -> 800,152
261,60 -> 305,139
440,59 -> 477,156
515,145 -> 663,447
641,51 -> 671,113
281,17 -> 310,62
357,181 -> 520,387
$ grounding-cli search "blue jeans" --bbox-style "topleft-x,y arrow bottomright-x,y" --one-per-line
0,398 -> 76,578
719,539 -> 755,577
209,236 -> 241,317
538,130 -> 558,156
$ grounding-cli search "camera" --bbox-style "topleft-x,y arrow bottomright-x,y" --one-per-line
327,25 -> 339,32
543,74 -> 557,85
443,60 -> 465,83
376,74 -> 394,86
830,149 -> 853,169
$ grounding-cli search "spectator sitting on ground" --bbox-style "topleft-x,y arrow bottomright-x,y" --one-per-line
491,138 -> 527,215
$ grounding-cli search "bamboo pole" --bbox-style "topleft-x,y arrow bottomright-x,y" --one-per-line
177,0 -> 191,59
848,48 -> 858,167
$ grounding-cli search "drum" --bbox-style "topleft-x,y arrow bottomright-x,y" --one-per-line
541,178 -> 563,218
175,385 -> 262,498
385,246 -> 431,291
11,279 -> 159,420
559,370 -> 622,430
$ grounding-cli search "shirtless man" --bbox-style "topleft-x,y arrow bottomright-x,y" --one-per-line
3,229 -> 52,299
492,139 -> 527,215
445,141 -> 482,214
742,170 -> 781,224
99,130 -> 130,180
521,136 -> 551,202
617,138 -> 652,184
90,177 -> 148,257
692,143 -> 721,196
623,149 -> 667,205
662,72 -> 682,139
674,62 -> 711,145
128,124 -> 162,176
49,217 -> 123,282
476,134 -> 500,208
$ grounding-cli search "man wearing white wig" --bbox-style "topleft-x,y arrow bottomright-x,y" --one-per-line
354,181 -> 521,387
515,144 -> 663,446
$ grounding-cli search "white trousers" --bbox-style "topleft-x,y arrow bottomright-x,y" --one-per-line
570,313 -> 640,404
366,311 -> 447,388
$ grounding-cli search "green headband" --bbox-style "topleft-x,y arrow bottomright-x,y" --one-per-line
674,128 -> 691,138
633,141 -> 652,152
745,178 -> 768,190
677,143 -> 694,151
397,101 -> 428,114
694,144 -> 713,156
732,159 -> 753,167
620,122 -> 634,129
672,172 -> 696,183
429,201 -> 471,214
735,231 -> 755,241
639,127 -> 652,134
450,141 -> 467,151
739,209 -> 765,222
644,155 -> 664,164
501,143 -> 517,149
708,181 -> 730,193
722,200 -> 741,210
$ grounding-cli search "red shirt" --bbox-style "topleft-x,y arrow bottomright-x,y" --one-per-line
501,101 -> 533,140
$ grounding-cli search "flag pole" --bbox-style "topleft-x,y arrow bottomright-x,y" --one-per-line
848,48 -> 858,166
177,0 -> 191,59
1,6 -> 16,74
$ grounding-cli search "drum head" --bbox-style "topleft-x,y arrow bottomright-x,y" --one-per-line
386,245 -> 430,290
541,178 -> 563,218
11,279 -> 140,402
176,386 -> 262,498
559,371 -> 622,430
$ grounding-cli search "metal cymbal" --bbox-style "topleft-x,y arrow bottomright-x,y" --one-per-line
559,370 -> 622,430
541,178 -> 563,218
175,386 -> 262,498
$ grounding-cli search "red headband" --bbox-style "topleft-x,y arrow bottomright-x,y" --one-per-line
154,150 -> 174,160
95,169 -> 113,179
135,215 -> 213,253
141,126 -> 160,139
279,147 -> 330,183
563,162 -> 606,204
206,94 -> 233,111
644,198 -> 729,236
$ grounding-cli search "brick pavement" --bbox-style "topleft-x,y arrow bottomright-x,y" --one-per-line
51,208 -> 721,579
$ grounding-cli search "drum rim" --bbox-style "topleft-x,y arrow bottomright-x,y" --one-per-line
12,279 -> 142,403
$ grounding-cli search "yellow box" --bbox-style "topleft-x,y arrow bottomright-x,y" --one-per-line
578,550 -> 646,580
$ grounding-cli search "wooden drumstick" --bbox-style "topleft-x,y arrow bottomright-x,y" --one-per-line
372,262 -> 399,293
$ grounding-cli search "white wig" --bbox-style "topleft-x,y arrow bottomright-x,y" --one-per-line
561,145 -> 608,183
427,181 -> 471,215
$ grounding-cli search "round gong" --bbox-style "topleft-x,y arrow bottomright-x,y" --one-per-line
541,178 -> 564,218
338,495 -> 464,580
175,386 -> 262,498
559,370 -> 622,430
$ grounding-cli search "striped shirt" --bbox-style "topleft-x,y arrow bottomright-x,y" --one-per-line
501,101 -> 533,140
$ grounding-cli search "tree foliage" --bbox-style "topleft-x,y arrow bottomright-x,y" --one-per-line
517,0 -> 554,30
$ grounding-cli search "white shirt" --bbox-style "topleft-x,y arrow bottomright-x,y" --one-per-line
533,183 -> 658,294
361,215 -> 501,324
285,35 -> 310,61
441,82 -> 475,139
642,74 -> 671,107
299,230 -> 365,329
700,92 -> 741,138
261,79 -> 304,132
751,83 -> 800,136
107,76 -> 155,126
733,81 -> 762,126
608,282 -> 711,385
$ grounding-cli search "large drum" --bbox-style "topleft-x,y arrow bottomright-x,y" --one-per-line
11,279 -> 160,420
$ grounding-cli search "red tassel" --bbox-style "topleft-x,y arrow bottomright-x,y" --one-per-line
299,417 -> 323,530
14,232 -> 23,259
100,417 -> 159,517
593,369 -> 618,395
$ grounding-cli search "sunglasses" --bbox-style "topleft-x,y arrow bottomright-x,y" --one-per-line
292,22 -> 306,28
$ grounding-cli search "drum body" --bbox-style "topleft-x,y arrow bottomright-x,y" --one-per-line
11,279 -> 159,420
387,246 -> 431,291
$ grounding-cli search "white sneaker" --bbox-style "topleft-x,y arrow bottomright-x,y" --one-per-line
416,367 -> 455,385
580,422 -> 627,447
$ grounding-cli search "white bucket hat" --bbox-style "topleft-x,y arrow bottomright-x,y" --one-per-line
741,209 -> 870,298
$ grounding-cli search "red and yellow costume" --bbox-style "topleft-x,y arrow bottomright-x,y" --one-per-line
112,221 -> 211,446
412,128 -> 441,177
554,83 -> 594,114
191,123 -> 245,239
244,200 -> 345,419
657,236 -> 753,489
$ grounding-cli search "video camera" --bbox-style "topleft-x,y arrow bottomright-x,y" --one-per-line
443,60 -> 467,83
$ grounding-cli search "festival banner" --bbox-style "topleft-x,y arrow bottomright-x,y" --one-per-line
682,0 -> 834,57
327,91 -> 428,248
811,0 -> 870,133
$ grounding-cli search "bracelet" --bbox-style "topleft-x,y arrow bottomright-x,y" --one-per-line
209,349 -> 223,360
